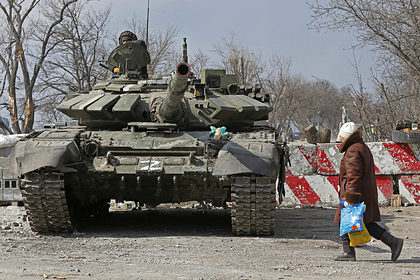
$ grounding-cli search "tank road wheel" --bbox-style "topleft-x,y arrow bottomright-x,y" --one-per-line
20,168 -> 72,233
230,175 -> 276,236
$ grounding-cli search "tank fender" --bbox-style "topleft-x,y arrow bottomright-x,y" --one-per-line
10,140 -> 81,176
212,140 -> 280,180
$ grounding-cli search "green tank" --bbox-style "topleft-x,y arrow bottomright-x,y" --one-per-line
9,37 -> 286,236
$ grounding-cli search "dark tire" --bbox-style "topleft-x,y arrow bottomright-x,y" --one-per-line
392,130 -> 420,143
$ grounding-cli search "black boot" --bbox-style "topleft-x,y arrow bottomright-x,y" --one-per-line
334,240 -> 356,261
380,231 -> 403,261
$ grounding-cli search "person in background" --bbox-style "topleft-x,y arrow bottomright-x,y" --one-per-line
334,122 -> 404,261
286,126 -> 293,142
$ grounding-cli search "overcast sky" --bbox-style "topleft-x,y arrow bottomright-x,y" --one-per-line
98,0 -> 376,92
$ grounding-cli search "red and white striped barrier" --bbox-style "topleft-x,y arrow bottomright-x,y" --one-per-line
283,142 -> 420,206
317,143 -> 342,175
283,175 -> 339,206
399,175 -> 420,205
378,143 -> 420,174
286,143 -> 317,176
283,174 -> 392,207
317,142 -> 420,176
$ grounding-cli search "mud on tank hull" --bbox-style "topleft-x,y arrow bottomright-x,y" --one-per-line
10,127 -> 283,236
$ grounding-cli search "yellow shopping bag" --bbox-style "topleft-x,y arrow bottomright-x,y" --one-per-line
349,222 -> 371,246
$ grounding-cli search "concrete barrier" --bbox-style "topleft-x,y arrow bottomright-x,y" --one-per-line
286,142 -> 317,176
398,175 -> 420,205
283,141 -> 420,206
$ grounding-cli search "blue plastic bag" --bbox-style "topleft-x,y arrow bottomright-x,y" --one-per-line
340,202 -> 366,236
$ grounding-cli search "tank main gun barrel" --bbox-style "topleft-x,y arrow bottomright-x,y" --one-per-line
159,62 -> 191,122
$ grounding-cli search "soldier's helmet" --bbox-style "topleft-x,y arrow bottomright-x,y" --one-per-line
119,30 -> 138,45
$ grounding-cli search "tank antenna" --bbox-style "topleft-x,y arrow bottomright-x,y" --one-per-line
183,38 -> 188,64
146,0 -> 150,49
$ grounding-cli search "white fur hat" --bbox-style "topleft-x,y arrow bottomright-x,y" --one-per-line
339,122 -> 358,139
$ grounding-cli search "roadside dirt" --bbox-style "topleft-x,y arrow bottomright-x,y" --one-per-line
0,205 -> 419,280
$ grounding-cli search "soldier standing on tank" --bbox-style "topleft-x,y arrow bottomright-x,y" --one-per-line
118,30 -> 146,48
110,31 -> 148,78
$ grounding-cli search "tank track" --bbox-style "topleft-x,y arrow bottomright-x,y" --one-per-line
20,168 -> 72,233
231,175 -> 276,236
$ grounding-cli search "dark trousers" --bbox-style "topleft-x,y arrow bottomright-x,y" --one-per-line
341,222 -> 386,242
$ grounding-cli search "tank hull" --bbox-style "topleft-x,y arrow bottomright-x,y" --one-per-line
11,127 -> 282,235
10,38 -> 286,236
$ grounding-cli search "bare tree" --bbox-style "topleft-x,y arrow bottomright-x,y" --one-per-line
309,0 -> 420,75
147,25 -> 180,75
269,74 -> 308,134
0,0 -> 77,134
345,48 -> 377,140
264,57 -> 298,132
190,48 -> 211,78
309,0 -> 420,135
315,80 -> 351,132
285,79 -> 349,133
264,53 -> 351,136
0,66 -> 13,134
212,32 -> 264,85
36,1 -> 111,125
370,62 -> 420,139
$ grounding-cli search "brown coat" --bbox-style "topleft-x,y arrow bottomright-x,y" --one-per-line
334,131 -> 381,224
